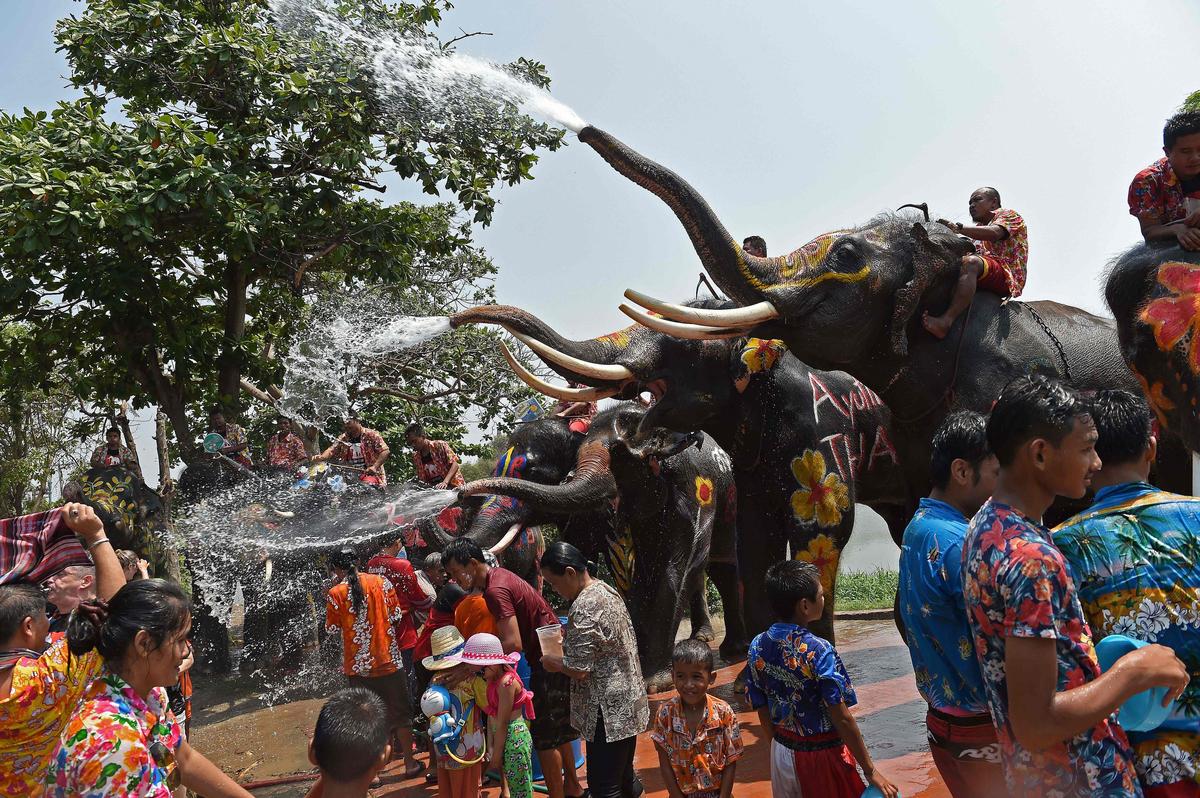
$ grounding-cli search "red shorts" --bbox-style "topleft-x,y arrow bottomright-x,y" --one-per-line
976,254 -> 1014,296
568,418 -> 591,435
925,708 -> 1007,798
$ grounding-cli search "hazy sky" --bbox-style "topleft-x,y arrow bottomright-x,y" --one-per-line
4,1 -> 1199,485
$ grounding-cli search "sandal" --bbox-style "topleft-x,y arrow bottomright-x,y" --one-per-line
404,761 -> 427,779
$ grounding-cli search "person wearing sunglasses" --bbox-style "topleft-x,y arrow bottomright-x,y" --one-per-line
44,579 -> 252,798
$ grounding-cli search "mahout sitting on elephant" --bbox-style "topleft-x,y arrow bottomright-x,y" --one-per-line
454,404 -> 742,690
450,303 -> 908,643
568,125 -> 1190,500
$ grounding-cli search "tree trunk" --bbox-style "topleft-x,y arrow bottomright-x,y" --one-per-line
153,409 -> 182,584
216,259 -> 248,412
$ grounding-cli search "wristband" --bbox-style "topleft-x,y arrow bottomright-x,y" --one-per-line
87,537 -> 111,551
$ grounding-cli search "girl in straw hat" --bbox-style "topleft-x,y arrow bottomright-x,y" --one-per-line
460,633 -> 537,798
424,626 -> 487,798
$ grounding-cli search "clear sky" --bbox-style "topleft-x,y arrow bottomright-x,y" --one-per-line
4,1 -> 1199,487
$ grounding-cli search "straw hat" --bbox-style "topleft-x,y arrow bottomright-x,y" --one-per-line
422,626 -> 467,671
459,632 -> 521,667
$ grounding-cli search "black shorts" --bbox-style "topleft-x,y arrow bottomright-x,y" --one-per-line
349,670 -> 412,732
529,663 -> 578,751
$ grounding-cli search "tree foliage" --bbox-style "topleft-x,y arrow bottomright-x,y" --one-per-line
0,0 -> 562,467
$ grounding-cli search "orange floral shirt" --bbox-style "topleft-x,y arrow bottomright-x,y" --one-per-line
649,694 -> 743,795
325,572 -> 405,677
975,207 -> 1029,297
0,640 -> 101,797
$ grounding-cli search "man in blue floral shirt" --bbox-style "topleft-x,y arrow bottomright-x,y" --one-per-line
899,410 -> 1005,797
962,375 -> 1189,797
1054,389 -> 1200,797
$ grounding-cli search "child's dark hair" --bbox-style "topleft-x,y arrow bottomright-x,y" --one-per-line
330,548 -> 365,613
930,410 -> 991,489
443,538 -> 485,568
433,583 -> 466,614
671,638 -> 715,672
0,584 -> 47,642
1088,389 -> 1153,466
987,375 -> 1088,467
764,560 -> 821,620
539,541 -> 595,576
312,688 -> 390,782
66,579 -> 190,660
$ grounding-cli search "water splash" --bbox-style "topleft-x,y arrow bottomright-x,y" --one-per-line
270,0 -> 587,133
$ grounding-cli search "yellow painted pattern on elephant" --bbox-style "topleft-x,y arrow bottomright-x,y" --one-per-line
608,525 -> 635,596
790,450 -> 851,528
739,338 -> 788,374
731,231 -> 868,293
794,533 -> 839,597
695,476 -> 714,506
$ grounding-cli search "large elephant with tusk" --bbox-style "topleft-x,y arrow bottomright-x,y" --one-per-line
566,125 -> 1190,500
449,303 -> 908,643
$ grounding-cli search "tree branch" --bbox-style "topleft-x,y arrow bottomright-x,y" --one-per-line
293,241 -> 342,291
239,377 -> 277,406
443,29 -> 493,48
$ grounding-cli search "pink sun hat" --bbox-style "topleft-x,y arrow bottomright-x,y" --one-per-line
460,632 -> 521,667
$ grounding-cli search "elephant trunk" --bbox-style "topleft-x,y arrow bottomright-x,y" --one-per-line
578,126 -> 776,306
464,439 -> 616,512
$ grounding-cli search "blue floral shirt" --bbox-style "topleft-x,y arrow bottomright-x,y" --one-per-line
898,498 -> 988,714
963,499 -> 1139,797
1054,482 -> 1200,790
745,623 -> 856,737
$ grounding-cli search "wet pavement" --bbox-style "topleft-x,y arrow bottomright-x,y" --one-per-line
194,617 -> 949,797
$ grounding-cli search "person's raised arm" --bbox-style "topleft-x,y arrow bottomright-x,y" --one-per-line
62,502 -> 124,602
935,218 -> 1007,242
827,702 -> 898,798
89,448 -> 104,469
1006,636 -> 1187,751
313,436 -> 344,462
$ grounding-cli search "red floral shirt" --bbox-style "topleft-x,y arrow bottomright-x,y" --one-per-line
1128,157 -> 1188,225
330,428 -> 388,486
976,208 -> 1029,298
411,440 -> 465,487
366,554 -> 432,651
265,431 -> 308,469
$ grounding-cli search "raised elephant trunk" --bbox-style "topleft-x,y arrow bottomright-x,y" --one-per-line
578,126 -> 777,306
450,305 -> 634,383
463,439 -> 617,511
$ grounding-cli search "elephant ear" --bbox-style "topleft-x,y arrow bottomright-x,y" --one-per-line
889,223 -> 941,357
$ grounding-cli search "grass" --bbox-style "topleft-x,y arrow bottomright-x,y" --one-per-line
835,568 -> 899,611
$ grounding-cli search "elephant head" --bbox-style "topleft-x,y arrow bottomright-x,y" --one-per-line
63,466 -> 167,553
1106,244 -> 1200,453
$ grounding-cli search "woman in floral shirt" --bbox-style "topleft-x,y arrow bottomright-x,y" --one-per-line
540,542 -> 649,798
45,580 -> 251,797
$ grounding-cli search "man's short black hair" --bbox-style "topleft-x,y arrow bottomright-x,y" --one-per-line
443,538 -> 485,567
742,235 -> 767,256
404,422 -> 426,438
1164,111 -> 1200,151
671,638 -> 715,672
312,688 -> 390,782
764,559 -> 821,620
1088,389 -> 1153,466
0,584 -> 47,642
977,186 -> 1001,205
930,410 -> 992,489
987,375 -> 1088,467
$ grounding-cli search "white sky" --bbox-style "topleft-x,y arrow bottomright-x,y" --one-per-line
4,1 -> 1199,488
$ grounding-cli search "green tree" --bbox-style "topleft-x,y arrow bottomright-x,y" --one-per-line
0,0 -> 562,465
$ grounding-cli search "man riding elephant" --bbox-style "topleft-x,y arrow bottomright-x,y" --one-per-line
450,303 -> 908,643
565,125 -> 1188,498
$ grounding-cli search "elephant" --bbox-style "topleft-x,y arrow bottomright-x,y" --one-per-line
1105,243 -> 1200,452
450,304 -> 908,643
455,403 -> 743,689
62,466 -> 168,555
568,125 -> 1191,500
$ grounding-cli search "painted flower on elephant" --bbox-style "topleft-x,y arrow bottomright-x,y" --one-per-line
1140,262 -> 1200,372
794,533 -> 839,594
695,476 -> 714,506
739,338 -> 788,374
789,450 -> 850,527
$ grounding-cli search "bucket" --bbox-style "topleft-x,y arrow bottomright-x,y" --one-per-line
531,738 -> 585,782
1095,634 -> 1173,732
536,623 -> 563,659
862,787 -> 900,798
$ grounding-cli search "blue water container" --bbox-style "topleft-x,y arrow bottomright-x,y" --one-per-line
1095,634 -> 1173,732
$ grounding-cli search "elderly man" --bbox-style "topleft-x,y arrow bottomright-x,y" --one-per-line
314,416 -> 390,486
41,562 -> 96,641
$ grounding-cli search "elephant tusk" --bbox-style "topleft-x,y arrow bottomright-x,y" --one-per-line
623,289 -> 779,328
489,522 -> 524,557
618,304 -> 751,340
500,345 -> 621,401
509,331 -> 634,381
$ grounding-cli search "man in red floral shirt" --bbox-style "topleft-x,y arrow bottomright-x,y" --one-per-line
962,375 -> 1189,796
1128,111 -> 1200,251
404,423 -> 464,489
314,416 -> 390,486
923,187 -> 1028,340
265,416 -> 308,472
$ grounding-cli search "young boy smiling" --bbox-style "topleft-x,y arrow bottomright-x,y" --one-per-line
650,639 -> 743,798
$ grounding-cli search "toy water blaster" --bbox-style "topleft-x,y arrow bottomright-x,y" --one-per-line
420,684 -> 486,766
202,433 -> 254,474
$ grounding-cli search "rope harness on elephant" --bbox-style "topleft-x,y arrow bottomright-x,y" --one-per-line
1023,303 -> 1073,383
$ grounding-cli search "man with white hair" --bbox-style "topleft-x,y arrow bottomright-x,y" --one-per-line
42,563 -> 96,641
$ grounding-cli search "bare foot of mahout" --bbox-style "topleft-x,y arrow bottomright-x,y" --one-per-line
922,310 -> 952,340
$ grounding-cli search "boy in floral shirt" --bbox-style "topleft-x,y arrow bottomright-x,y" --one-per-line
962,375 -> 1189,796
651,639 -> 743,798
746,560 -> 897,798
1128,110 -> 1200,251
1053,389 -> 1200,797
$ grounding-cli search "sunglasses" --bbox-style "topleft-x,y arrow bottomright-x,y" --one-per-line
149,739 -> 181,790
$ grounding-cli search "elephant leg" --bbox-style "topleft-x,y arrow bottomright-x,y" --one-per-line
710,560 -> 748,660
738,501 -> 787,639
687,571 -> 715,643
